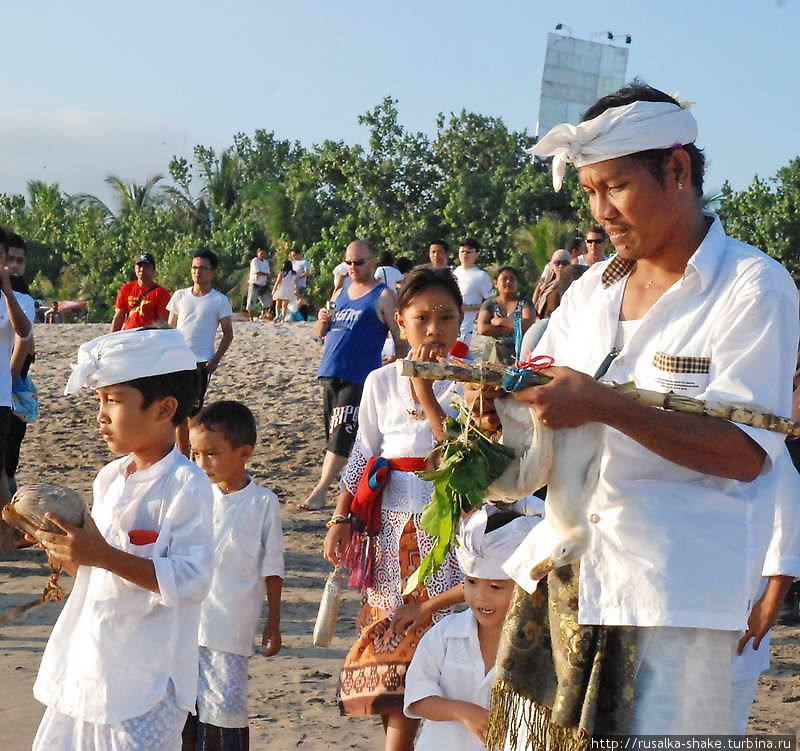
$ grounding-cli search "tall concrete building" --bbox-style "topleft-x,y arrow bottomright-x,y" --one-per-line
537,32 -> 629,136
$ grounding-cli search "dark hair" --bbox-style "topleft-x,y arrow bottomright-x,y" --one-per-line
585,225 -> 606,239
6,232 -> 26,251
378,250 -> 395,267
484,508 -> 523,534
192,248 -> 219,269
429,240 -> 449,252
125,370 -> 199,426
494,265 -> 519,281
0,226 -> 7,251
395,257 -> 414,274
557,264 -> 587,296
566,236 -> 584,254
191,400 -> 257,448
582,80 -> 705,197
281,259 -> 293,274
397,267 -> 462,311
459,238 -> 480,252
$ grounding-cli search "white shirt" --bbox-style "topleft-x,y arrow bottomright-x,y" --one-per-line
333,261 -> 349,286
34,448 -> 214,723
452,266 -> 493,341
167,288 -> 233,363
199,479 -> 285,656
248,257 -> 270,286
375,265 -> 404,290
0,292 -> 34,407
511,214 -> 799,630
404,609 -> 495,751
341,363 -> 461,514
292,257 -> 311,288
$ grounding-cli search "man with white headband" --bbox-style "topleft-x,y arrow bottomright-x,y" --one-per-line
482,82 -> 799,738
404,507 -> 537,749
32,328 -> 214,751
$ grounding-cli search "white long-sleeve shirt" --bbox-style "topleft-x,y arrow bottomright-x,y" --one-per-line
507,214 -> 799,631
404,609 -> 495,751
198,480 -> 284,656
34,448 -> 214,723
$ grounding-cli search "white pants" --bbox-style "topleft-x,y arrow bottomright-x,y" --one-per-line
631,627 -> 737,734
32,683 -> 185,751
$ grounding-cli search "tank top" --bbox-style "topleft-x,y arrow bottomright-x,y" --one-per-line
318,283 -> 388,384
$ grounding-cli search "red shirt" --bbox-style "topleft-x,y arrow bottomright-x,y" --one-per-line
115,281 -> 171,329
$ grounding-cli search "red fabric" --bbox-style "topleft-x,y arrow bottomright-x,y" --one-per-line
128,529 -> 159,545
115,281 -> 172,329
449,341 -> 469,358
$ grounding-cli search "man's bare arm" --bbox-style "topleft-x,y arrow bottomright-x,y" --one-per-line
111,309 -> 126,332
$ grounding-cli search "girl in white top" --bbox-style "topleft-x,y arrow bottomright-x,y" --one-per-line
186,401 -> 284,748
405,507 -> 538,750
323,267 -> 467,751
272,260 -> 297,322
32,329 -> 214,751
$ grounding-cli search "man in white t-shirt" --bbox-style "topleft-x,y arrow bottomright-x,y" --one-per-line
291,248 -> 310,291
168,249 -> 234,455
0,226 -> 34,550
452,238 -> 493,344
245,247 -> 271,321
331,260 -> 350,299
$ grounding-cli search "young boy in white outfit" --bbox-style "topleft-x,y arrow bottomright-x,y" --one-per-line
184,400 -> 284,750
404,506 -> 537,749
31,328 -> 215,751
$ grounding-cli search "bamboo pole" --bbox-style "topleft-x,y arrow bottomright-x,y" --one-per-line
397,359 -> 800,438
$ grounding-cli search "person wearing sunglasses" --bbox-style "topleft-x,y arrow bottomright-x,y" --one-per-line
300,241 -> 406,511
577,226 -> 609,266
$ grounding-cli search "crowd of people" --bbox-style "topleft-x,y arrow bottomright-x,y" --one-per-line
0,81 -> 798,751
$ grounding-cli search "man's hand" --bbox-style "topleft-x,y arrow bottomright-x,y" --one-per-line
389,600 -> 429,636
513,366 -> 615,428
261,620 -> 282,657
37,513 -> 109,574
455,702 -> 490,744
737,576 -> 794,654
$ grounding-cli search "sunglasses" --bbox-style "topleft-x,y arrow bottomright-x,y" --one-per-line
585,238 -> 605,244
344,257 -> 372,266
552,260 -> 570,267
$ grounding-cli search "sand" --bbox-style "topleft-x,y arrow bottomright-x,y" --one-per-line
0,321 -> 797,750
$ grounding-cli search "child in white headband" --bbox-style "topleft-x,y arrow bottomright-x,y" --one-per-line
404,506 -> 537,749
31,328 -> 215,751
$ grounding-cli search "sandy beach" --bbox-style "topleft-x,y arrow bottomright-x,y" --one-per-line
0,321 -> 797,749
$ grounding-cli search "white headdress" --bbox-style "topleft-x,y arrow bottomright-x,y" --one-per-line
64,329 -> 198,395
456,505 -> 538,580
530,100 -> 698,191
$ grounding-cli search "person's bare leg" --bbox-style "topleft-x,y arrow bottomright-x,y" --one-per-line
176,420 -> 191,457
0,471 -> 14,551
384,712 -> 419,751
297,451 -> 348,510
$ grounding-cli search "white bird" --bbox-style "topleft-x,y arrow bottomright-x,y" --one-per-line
488,399 -> 603,580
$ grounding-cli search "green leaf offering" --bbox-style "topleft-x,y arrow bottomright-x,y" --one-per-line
403,396 -> 515,595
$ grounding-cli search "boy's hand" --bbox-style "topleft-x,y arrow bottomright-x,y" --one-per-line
261,621 -> 282,657
456,702 -> 490,744
37,513 -> 109,573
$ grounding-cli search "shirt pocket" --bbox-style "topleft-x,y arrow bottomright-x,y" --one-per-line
648,351 -> 711,396
219,529 -> 261,573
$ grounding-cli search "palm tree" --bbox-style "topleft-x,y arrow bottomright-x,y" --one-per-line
513,215 -> 574,277
74,174 -> 164,222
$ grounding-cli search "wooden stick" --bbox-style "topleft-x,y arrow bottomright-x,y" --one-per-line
397,359 -> 800,438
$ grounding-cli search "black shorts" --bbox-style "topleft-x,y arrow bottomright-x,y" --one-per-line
320,377 -> 363,458
0,406 -> 11,475
191,363 -> 211,417
5,412 -> 26,478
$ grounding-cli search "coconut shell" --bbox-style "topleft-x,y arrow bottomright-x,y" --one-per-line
1,483 -> 86,536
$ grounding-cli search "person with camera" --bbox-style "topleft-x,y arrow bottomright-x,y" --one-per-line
298,241 -> 405,511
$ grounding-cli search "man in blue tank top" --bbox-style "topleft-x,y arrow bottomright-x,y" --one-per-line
298,240 -> 406,511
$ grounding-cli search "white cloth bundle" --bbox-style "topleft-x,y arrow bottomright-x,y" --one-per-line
456,505 -> 538,580
530,100 -> 698,190
64,329 -> 198,395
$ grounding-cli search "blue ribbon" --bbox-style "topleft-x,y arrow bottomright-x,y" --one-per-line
367,456 -> 391,491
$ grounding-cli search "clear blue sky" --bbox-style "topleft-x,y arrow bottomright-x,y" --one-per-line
2,0 -> 797,204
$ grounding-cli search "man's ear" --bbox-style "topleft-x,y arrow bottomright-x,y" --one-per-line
669,148 -> 693,190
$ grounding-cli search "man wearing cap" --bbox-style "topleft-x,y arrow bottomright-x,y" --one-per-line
111,253 -> 171,331
487,82 -> 799,736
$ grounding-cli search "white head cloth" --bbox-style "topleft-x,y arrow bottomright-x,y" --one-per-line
456,505 -> 538,580
64,329 -> 198,395
530,100 -> 698,191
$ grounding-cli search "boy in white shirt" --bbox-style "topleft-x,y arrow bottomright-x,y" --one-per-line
404,507 -> 537,750
185,400 -> 284,749
452,238 -> 493,345
31,328 -> 215,750
167,249 -> 234,456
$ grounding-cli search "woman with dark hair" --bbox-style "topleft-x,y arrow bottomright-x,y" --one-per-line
476,266 -> 534,364
374,250 -> 404,292
271,260 -> 297,322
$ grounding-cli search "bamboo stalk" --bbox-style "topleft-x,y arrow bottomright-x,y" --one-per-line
397,359 -> 800,438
